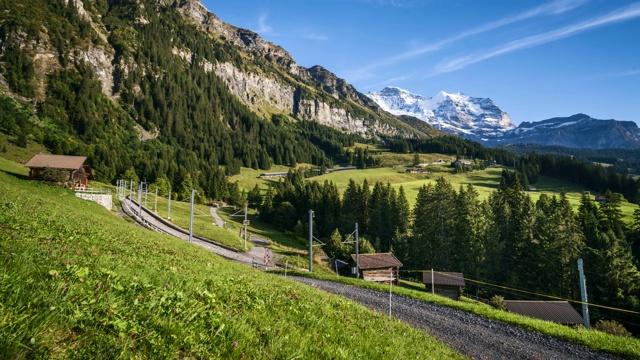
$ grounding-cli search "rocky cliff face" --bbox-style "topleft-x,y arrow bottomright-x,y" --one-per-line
0,0 -> 425,141
168,0 -> 420,138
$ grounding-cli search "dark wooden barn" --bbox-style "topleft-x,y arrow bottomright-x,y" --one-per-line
423,271 -> 465,300
503,301 -> 583,326
347,253 -> 402,285
25,154 -> 92,189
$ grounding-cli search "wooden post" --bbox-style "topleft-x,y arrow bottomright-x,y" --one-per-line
431,269 -> 435,295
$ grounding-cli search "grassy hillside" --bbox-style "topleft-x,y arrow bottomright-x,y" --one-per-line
0,161 -> 463,359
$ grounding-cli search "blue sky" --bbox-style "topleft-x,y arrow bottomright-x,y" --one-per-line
201,0 -> 640,125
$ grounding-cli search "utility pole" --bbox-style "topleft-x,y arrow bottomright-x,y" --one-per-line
355,223 -> 359,279
138,182 -> 143,221
243,202 -> 248,250
389,269 -> 393,319
577,259 -> 590,330
307,210 -> 324,273
129,180 -> 134,209
189,189 -> 195,243
342,223 -> 359,279
309,210 -> 314,272
167,189 -> 172,220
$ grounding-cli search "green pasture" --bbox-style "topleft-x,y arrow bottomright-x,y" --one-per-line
0,161 -> 463,359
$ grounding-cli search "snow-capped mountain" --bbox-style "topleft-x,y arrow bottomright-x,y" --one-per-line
494,114 -> 640,149
367,87 -> 515,141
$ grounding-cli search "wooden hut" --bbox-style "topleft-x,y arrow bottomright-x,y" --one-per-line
25,154 -> 92,189
423,271 -> 465,300
347,253 -> 402,285
503,301 -> 583,326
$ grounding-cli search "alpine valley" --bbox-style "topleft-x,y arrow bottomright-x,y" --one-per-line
367,87 -> 640,150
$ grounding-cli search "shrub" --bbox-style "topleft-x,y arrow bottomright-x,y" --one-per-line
593,319 -> 631,337
490,295 -> 506,311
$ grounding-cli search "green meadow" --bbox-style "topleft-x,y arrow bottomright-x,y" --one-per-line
232,160 -> 638,221
0,158 -> 463,359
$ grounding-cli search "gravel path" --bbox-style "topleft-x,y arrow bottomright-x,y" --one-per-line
292,277 -> 618,360
209,206 -> 225,227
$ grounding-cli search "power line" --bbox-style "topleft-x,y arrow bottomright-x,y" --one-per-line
407,270 -> 640,316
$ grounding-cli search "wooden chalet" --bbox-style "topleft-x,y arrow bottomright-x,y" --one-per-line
25,154 -> 92,189
503,300 -> 583,326
423,271 -> 465,300
347,253 -> 402,285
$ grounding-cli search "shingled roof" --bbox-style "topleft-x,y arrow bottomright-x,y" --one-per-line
423,271 -> 466,287
503,301 -> 583,325
349,253 -> 402,269
25,154 -> 88,170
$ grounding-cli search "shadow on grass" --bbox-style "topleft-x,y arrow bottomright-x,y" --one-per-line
0,168 -> 28,180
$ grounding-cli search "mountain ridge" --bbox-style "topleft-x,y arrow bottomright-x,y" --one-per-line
368,86 -> 640,149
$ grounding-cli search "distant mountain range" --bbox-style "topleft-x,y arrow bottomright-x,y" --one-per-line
367,87 -> 640,149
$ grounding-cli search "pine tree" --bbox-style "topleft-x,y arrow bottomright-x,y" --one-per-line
450,184 -> 490,281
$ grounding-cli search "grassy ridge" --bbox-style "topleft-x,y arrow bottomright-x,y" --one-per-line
0,168 -> 463,359
287,272 -> 640,360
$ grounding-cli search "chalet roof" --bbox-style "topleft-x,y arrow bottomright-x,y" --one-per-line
423,271 -> 466,287
25,154 -> 88,170
503,301 -> 583,325
349,253 -> 403,270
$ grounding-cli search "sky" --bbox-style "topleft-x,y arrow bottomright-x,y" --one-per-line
201,0 -> 640,125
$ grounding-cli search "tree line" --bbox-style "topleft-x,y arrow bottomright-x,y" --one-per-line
251,170 -> 640,333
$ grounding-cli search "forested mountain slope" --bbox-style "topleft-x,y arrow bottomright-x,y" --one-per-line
0,0 -> 437,201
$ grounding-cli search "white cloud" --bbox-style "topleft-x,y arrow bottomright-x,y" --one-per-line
435,2 -> 640,74
256,13 -> 276,35
586,69 -> 640,80
346,0 -> 587,82
301,31 -> 329,41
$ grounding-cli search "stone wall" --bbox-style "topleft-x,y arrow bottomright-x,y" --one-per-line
75,193 -> 113,211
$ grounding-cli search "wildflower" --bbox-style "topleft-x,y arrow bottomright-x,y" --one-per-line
132,314 -> 136,318
0,225 -> 5,229
69,261 -> 73,265
233,341 -> 238,347
164,283 -> 169,288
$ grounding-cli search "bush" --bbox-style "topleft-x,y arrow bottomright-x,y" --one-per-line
490,295 -> 506,311
593,319 -> 631,337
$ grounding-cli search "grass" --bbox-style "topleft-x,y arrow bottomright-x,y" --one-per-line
0,133 -> 49,166
284,271 -> 640,360
135,194 -> 250,252
0,161 -> 464,359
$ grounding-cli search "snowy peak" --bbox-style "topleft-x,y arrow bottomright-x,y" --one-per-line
367,87 -> 515,141
499,114 -> 640,149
